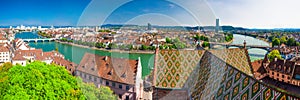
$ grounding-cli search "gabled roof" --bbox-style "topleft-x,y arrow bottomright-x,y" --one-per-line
0,46 -> 9,52
77,53 -> 139,85
153,48 -> 254,89
268,59 -> 295,75
152,48 -> 300,99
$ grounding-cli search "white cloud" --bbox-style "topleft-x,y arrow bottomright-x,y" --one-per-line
207,0 -> 300,28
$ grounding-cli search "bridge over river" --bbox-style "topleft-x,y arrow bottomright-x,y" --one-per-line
22,38 -> 57,42
209,42 -> 272,51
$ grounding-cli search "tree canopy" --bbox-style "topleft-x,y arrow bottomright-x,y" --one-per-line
0,61 -> 117,100
267,50 -> 282,61
272,38 -> 280,47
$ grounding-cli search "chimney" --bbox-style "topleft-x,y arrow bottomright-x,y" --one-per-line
243,40 -> 246,49
296,47 -> 298,57
105,56 -> 107,61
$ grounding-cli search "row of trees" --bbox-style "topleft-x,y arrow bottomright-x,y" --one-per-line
60,37 -> 188,51
0,62 -> 117,99
164,37 -> 187,49
271,36 -> 300,47
37,31 -> 52,38
193,35 -> 209,42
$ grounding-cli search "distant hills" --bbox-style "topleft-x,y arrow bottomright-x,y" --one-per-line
2,24 -> 300,32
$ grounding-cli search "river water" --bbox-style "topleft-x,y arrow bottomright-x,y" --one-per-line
15,32 -> 269,77
230,34 -> 269,61
15,32 -> 154,77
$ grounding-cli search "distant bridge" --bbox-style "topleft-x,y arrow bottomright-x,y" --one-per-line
209,42 -> 272,51
22,38 -> 57,42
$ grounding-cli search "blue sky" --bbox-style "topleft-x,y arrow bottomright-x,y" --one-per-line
1,0 -> 300,28
0,0 -> 91,26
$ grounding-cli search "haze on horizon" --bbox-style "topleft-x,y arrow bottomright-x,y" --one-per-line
0,0 -> 299,29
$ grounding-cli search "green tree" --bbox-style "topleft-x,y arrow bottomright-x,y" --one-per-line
287,38 -> 296,46
280,36 -> 287,44
126,44 -> 134,50
140,45 -> 149,50
77,78 -> 117,100
0,61 -> 117,99
95,42 -> 106,48
272,38 -> 280,47
174,42 -> 186,49
60,38 -> 68,42
267,50 -> 282,61
108,43 -> 118,49
166,37 -> 172,44
200,36 -> 209,42
296,42 -> 300,46
193,35 -> 201,41
202,41 -> 210,48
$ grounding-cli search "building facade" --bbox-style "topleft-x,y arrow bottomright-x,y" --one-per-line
75,53 -> 143,100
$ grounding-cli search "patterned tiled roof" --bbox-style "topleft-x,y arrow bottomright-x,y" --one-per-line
154,50 -> 204,88
209,48 -> 253,75
153,48 -> 300,99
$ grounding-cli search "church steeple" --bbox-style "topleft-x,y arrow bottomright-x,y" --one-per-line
243,40 -> 247,49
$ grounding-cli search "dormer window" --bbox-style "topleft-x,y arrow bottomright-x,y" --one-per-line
121,72 -> 126,78
108,70 -> 112,75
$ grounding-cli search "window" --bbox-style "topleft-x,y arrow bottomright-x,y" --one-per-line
272,72 -> 274,75
119,84 -> 122,89
89,75 -> 92,80
277,73 -> 279,76
282,75 -> 285,78
94,77 -> 97,82
119,94 -> 122,99
112,82 -> 116,87
126,85 -> 130,91
125,95 -> 129,100
106,81 -> 110,86
99,79 -> 102,84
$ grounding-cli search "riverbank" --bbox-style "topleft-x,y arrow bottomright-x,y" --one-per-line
257,37 -> 272,46
55,41 -> 155,54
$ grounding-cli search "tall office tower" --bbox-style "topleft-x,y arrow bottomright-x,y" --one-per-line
147,23 -> 152,31
215,19 -> 220,33
95,26 -> 99,32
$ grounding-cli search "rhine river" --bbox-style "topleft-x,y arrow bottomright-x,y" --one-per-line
15,32 -> 269,76
230,34 -> 269,61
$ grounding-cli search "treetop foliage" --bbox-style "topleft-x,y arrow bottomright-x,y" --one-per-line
0,61 -> 117,100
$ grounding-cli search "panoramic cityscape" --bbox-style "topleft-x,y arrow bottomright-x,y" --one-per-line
0,0 -> 300,100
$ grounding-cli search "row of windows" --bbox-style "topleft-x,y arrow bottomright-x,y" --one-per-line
105,81 -> 130,91
0,55 -> 9,57
119,94 -> 130,100
0,59 -> 9,61
0,52 -> 9,54
271,72 -> 290,79
78,71 -> 130,91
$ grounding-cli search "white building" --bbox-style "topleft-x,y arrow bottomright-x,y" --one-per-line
0,46 -> 10,63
